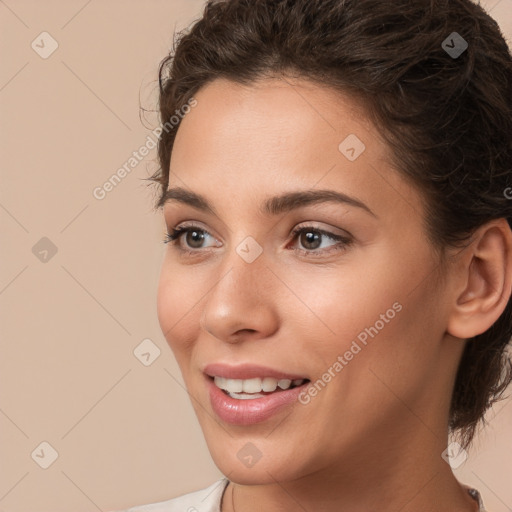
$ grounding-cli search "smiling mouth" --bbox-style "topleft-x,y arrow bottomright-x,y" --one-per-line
211,376 -> 310,399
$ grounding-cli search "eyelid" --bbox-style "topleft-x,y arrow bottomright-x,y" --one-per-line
174,220 -> 219,235
291,221 -> 350,239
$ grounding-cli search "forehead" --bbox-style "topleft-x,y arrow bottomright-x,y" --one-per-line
174,76 -> 376,159
168,77 -> 423,224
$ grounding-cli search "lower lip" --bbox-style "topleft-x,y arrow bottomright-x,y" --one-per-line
206,376 -> 309,426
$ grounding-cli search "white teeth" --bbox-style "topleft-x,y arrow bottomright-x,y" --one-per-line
213,376 -> 306,395
214,376 -> 226,390
227,391 -> 266,400
278,379 -> 292,390
242,378 -> 262,393
262,377 -> 278,392
225,378 -> 243,393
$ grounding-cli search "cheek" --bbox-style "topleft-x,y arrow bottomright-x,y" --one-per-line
156,259 -> 204,354
283,248 -> 441,394
323,277 -> 443,422
281,262 -> 398,348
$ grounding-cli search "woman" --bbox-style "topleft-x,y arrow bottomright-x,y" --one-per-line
119,0 -> 512,510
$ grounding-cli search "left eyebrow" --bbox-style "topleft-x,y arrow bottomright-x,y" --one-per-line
262,189 -> 377,217
159,187 -> 377,218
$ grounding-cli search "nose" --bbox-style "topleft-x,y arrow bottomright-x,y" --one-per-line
199,248 -> 279,344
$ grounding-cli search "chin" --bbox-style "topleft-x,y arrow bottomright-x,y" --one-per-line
216,458 -> 302,485
204,434 -> 310,485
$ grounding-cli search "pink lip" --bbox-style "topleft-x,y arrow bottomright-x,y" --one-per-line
206,375 -> 309,425
203,362 -> 308,380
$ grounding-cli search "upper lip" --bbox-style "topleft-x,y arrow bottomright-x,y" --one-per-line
203,363 -> 308,381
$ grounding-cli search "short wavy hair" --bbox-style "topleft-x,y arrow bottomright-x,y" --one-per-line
149,0 -> 512,448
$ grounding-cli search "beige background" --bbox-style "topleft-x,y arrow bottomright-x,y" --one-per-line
0,1 -> 511,511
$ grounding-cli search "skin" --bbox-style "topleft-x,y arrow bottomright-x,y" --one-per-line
156,76 -> 512,512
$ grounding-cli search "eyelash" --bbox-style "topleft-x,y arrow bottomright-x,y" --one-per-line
163,224 -> 352,257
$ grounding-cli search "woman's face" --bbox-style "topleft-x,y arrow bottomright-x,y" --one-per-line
157,77 -> 461,484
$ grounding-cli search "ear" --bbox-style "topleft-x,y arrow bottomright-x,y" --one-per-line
447,218 -> 512,339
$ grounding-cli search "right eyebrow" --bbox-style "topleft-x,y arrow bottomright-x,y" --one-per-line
158,187 -> 217,214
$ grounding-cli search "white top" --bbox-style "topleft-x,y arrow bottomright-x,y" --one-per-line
114,478 -> 487,512
116,479 -> 229,512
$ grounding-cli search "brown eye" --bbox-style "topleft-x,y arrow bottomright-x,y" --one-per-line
163,226 -> 217,250
300,230 -> 322,250
185,229 -> 207,248
290,226 -> 353,256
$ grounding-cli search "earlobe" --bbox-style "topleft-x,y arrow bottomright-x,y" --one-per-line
447,219 -> 512,340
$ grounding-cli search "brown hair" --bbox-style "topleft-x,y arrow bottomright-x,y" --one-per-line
149,0 -> 512,448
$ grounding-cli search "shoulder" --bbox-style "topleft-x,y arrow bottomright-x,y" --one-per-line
112,478 -> 230,512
